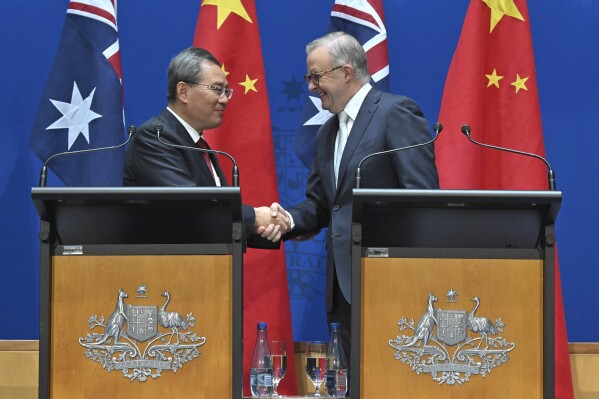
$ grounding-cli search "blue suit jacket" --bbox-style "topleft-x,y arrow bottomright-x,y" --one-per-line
288,88 -> 439,310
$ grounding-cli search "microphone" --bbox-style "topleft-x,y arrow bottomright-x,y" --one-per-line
154,124 -> 239,187
355,122 -> 442,188
39,125 -> 137,187
460,124 -> 556,191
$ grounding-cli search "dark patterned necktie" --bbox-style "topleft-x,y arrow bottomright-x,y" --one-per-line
196,137 -> 215,180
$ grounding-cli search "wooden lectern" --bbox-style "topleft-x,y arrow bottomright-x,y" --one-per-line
32,187 -> 244,398
351,189 -> 561,399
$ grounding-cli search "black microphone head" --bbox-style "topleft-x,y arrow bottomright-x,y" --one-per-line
127,125 -> 137,135
433,122 -> 443,134
154,124 -> 163,135
461,124 -> 471,136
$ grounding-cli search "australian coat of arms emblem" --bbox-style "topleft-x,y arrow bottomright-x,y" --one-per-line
78,287 -> 206,381
388,291 -> 515,385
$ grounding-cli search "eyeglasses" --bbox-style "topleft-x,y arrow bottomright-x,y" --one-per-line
185,82 -> 234,99
303,65 -> 343,86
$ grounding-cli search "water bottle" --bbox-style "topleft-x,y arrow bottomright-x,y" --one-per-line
250,322 -> 273,397
325,323 -> 348,398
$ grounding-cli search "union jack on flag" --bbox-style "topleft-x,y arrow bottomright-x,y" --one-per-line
29,0 -> 126,186
293,0 -> 389,168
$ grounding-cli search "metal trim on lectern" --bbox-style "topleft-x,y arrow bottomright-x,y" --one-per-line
350,189 -> 561,399
32,186 -> 245,399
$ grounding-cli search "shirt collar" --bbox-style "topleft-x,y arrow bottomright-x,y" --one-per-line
166,107 -> 202,143
343,82 -> 372,121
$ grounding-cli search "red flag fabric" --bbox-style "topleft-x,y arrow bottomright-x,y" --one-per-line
193,0 -> 297,396
436,0 -> 574,397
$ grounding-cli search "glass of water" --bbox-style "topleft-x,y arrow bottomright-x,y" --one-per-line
269,340 -> 287,397
305,341 -> 327,397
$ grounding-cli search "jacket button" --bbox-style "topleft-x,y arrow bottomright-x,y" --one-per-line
333,205 -> 340,211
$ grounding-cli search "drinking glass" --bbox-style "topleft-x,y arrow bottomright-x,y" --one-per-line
269,340 -> 287,397
305,341 -> 327,397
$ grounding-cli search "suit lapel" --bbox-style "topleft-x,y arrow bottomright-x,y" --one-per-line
208,152 -> 228,186
324,116 -> 340,195
335,89 -> 381,192
162,110 -> 216,185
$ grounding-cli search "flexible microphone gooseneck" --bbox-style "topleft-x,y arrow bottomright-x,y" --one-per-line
355,122 -> 443,188
460,124 -> 556,191
39,125 -> 137,187
154,124 -> 239,187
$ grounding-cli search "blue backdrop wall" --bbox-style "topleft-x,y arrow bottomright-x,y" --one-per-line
1,0 -> 597,342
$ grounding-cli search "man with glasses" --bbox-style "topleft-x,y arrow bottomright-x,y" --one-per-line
124,47 -> 287,244
275,32 -> 439,368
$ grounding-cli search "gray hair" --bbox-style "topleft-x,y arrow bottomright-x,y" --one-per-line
306,32 -> 370,84
167,47 -> 221,102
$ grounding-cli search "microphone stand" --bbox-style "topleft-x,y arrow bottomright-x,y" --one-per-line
39,125 -> 137,187
154,124 -> 239,187
461,125 -> 556,191
355,123 -> 443,188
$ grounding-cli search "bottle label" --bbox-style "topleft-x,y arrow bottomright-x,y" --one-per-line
250,369 -> 273,387
325,370 -> 335,388
325,369 -> 347,397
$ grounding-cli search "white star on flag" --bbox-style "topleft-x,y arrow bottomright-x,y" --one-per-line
46,81 -> 102,149
303,96 -> 334,126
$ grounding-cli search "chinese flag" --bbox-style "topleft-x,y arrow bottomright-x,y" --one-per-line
436,0 -> 574,397
193,0 -> 297,396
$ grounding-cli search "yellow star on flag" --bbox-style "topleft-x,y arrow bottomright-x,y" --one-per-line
485,68 -> 503,88
221,63 -> 230,77
201,0 -> 252,29
239,74 -> 258,94
482,0 -> 524,33
511,74 -> 529,93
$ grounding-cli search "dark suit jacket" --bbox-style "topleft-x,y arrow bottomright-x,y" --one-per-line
124,108 -> 276,248
287,88 -> 439,310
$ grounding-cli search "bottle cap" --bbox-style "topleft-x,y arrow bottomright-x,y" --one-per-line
330,322 -> 341,331
257,322 -> 268,330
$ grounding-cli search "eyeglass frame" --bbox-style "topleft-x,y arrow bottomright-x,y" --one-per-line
303,65 -> 343,86
184,82 -> 234,99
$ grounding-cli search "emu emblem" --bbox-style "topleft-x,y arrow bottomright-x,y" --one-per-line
78,287 -> 205,382
388,291 -> 515,386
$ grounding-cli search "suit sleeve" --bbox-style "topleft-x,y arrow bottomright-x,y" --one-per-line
287,128 -> 331,237
386,97 -> 439,189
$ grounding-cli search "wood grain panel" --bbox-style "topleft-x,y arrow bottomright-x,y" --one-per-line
571,354 -> 599,398
3,341 -> 599,398
361,257 -> 543,399
0,351 -> 38,399
49,255 -> 232,398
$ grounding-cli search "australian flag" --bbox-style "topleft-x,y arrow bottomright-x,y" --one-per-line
293,0 -> 390,168
29,0 -> 125,186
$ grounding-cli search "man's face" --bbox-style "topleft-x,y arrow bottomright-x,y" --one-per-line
184,62 -> 229,131
306,46 -> 349,114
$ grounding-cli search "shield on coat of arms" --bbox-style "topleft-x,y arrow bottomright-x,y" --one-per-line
127,305 -> 158,342
436,309 -> 467,346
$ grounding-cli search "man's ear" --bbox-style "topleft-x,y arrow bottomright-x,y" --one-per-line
342,64 -> 354,82
176,81 -> 190,104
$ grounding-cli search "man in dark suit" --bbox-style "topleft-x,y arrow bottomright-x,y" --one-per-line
278,32 -> 439,364
124,47 -> 287,243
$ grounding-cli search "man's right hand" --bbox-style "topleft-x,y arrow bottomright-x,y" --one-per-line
254,202 -> 291,242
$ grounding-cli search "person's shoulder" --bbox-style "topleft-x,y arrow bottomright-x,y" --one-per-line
376,91 -> 424,115
137,109 -> 171,131
378,90 -> 416,106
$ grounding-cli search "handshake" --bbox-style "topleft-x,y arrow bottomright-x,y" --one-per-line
253,203 -> 292,242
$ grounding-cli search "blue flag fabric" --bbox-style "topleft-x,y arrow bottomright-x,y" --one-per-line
293,0 -> 389,168
29,1 -> 125,186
